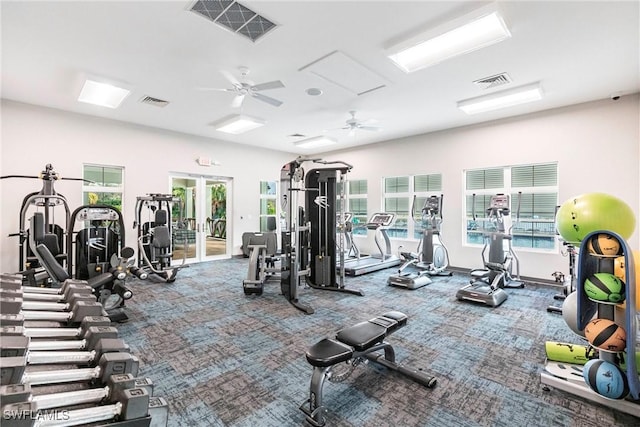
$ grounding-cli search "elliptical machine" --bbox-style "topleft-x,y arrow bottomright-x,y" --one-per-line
456,193 -> 524,307
388,194 -> 452,289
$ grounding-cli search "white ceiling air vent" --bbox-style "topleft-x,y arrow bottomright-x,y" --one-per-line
190,0 -> 277,42
473,72 -> 512,90
140,96 -> 169,108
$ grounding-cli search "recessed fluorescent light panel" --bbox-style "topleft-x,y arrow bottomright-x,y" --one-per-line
295,136 -> 338,149
457,82 -> 543,114
213,115 -> 265,134
78,79 -> 130,108
387,3 -> 511,73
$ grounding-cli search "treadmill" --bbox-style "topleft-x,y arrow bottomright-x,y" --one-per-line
343,212 -> 401,276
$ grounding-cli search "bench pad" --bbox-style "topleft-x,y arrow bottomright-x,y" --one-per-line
306,338 -> 353,367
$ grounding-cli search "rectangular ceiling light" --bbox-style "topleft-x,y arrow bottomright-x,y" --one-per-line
387,4 -> 511,73
457,82 -> 543,114
78,79 -> 130,108
295,136 -> 338,149
213,114 -> 265,134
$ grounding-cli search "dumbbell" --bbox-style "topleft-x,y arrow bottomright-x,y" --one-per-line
0,290 -> 98,313
0,351 -> 139,386
0,373 -> 152,408
0,336 -> 129,366
0,301 -> 107,324
1,385 -> 169,427
0,316 -> 111,339
0,279 -> 94,302
1,325 -> 118,351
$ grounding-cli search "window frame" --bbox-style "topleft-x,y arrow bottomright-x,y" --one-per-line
463,162 -> 558,253
82,164 -> 125,212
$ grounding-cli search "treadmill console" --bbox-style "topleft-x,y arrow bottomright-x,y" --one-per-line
367,213 -> 395,228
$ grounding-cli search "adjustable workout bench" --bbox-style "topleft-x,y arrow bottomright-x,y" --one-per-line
300,311 -> 437,426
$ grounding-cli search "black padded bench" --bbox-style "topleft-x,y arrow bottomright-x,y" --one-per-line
300,311 -> 437,426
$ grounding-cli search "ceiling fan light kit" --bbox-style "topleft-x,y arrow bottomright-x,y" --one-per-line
213,114 -> 266,134
387,3 -> 511,73
457,82 -> 544,114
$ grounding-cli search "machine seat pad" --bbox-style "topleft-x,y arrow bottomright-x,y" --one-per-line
336,321 -> 387,352
377,311 -> 407,332
306,338 -> 354,367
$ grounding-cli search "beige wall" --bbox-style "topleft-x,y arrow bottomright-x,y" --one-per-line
322,95 -> 640,279
1,95 -> 639,279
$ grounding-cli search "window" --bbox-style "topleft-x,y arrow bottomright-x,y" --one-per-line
82,164 -> 124,211
259,180 -> 277,232
464,163 -> 558,250
345,179 -> 368,235
383,174 -> 442,239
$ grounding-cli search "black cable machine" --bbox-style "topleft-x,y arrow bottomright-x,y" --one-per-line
280,157 -> 364,315
1,164 -> 81,278
133,194 -> 188,283
67,204 -> 139,321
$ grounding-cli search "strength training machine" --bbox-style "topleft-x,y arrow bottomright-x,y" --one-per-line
133,194 -> 188,283
279,157 -> 364,314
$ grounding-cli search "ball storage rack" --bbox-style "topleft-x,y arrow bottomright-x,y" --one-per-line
540,230 -> 639,416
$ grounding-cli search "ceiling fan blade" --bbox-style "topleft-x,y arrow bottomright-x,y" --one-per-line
359,125 -> 381,132
251,80 -> 285,91
231,95 -> 245,108
197,87 -> 234,92
220,69 -> 241,86
252,92 -> 283,107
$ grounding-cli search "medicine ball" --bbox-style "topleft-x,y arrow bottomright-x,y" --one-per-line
584,273 -> 625,303
584,318 -> 626,352
586,233 -> 621,256
583,359 -> 629,400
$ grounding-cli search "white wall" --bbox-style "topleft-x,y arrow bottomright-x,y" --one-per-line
0,100 -> 295,273
2,96 -> 639,280
322,95 -> 640,280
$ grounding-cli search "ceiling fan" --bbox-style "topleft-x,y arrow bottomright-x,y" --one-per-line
200,67 -> 285,108
339,111 -> 381,135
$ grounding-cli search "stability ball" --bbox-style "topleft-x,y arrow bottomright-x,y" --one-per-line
556,193 -> 636,244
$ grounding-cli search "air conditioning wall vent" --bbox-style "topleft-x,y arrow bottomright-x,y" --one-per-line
473,72 -> 512,90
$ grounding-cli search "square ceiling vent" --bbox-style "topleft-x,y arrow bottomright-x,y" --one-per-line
190,0 -> 277,42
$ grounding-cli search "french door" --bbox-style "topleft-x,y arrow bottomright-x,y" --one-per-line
170,173 -> 231,263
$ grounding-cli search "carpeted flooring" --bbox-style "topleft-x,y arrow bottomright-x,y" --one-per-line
116,258 -> 640,427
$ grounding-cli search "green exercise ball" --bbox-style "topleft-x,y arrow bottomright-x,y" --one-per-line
556,193 -> 636,244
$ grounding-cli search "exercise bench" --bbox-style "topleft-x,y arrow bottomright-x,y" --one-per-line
300,311 -> 437,426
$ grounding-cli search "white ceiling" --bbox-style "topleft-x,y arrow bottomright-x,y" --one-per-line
2,1 -> 639,155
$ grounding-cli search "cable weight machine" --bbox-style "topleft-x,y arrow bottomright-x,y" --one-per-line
279,157 -> 364,314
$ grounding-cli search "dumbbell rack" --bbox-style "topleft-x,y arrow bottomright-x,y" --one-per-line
541,230 -> 639,415
0,273 -> 169,426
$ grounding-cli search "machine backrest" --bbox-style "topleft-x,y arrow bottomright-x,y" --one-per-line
152,210 -> 171,249
34,242 -> 70,283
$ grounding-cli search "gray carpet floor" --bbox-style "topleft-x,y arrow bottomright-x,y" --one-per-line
115,258 -> 640,426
